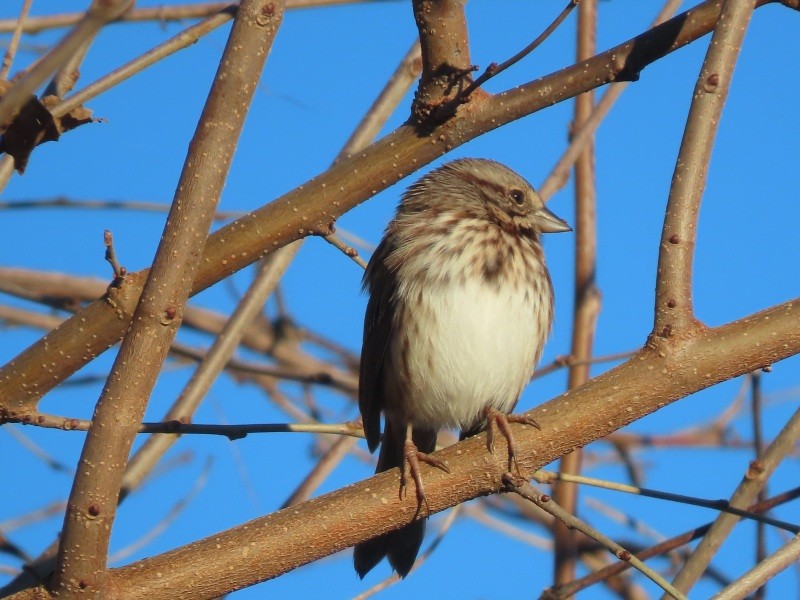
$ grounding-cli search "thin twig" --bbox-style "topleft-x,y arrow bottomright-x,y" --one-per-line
11,410 -> 364,440
668,405 -> 800,596
0,0 -> 34,80
549,486 -> 800,597
506,476 -> 687,600
457,0 -> 579,103
322,233 -> 368,269
536,470 -> 800,533
553,0 -> 597,587
103,229 -> 126,281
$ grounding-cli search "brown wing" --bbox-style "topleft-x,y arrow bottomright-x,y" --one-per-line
359,236 -> 397,453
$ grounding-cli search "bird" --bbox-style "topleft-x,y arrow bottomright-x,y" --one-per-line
353,157 -> 570,579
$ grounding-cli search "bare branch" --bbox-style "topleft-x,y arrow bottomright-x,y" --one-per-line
52,7 -> 235,119
668,407 -> 800,593
0,0 -> 134,131
0,0 -> 33,80
507,477 -> 687,600
553,0 -> 598,587
411,0 -> 472,124
711,534 -> 800,600
537,470 -> 800,533
50,2 -> 286,596
0,0 -> 767,413
653,0 -> 758,337
8,294 -> 798,599
552,486 -> 800,597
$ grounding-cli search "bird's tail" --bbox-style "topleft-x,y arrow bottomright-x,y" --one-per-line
353,420 -> 437,579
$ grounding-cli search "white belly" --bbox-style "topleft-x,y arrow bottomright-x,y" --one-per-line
388,278 -> 547,430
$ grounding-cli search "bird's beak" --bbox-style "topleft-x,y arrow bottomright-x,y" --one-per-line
533,206 -> 572,233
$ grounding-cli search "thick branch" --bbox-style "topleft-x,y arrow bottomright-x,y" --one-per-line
653,0 -> 759,336
8,297 -> 799,599
411,0 -> 472,122
0,0 -> 788,416
49,2 -> 286,597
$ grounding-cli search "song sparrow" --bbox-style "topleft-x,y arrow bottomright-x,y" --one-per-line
353,158 -> 570,578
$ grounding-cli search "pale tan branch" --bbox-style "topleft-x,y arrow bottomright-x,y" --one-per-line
50,2 -> 286,596
0,0 -> 33,79
553,0 -> 598,587
0,0 -> 134,131
711,534 -> 800,600
668,408 -> 800,594
0,1 -> 372,35
8,296 -> 798,600
52,7 -> 235,119
0,0 -> 787,429
120,254 -> 295,497
508,478 -> 686,600
653,0 -> 758,336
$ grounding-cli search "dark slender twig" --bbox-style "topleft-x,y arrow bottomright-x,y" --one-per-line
549,487 -> 800,598
456,0 -> 579,103
506,476 -> 687,599
9,411 -> 364,441
536,470 -> 800,534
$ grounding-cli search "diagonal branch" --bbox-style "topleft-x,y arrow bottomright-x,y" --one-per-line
8,295 -> 800,599
0,0 -> 793,420
0,0 -> 134,130
49,1 -> 286,597
666,405 -> 800,597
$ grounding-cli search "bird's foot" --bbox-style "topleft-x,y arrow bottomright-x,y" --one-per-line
485,407 -> 540,476
400,435 -> 450,515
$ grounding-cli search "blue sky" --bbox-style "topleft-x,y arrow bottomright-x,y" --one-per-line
1,1 -> 799,598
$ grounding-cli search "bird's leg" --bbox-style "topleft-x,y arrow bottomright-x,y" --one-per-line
484,407 -> 540,475
400,423 -> 450,514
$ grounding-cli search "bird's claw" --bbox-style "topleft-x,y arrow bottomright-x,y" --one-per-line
400,437 -> 450,515
485,407 -> 539,477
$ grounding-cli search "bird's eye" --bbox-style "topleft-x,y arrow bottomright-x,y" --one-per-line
509,189 -> 525,205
